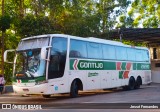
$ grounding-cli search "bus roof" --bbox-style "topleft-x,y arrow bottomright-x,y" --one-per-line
22,34 -> 50,40
21,34 -> 148,50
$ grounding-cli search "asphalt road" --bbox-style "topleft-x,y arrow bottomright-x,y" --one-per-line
0,83 -> 160,112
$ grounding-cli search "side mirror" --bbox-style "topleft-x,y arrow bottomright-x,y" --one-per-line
4,49 -> 15,63
41,47 -> 47,60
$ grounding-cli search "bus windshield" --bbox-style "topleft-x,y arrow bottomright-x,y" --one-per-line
15,49 -> 46,79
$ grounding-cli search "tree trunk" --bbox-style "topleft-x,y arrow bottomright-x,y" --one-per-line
19,0 -> 24,19
1,0 -> 5,75
1,32 -> 5,75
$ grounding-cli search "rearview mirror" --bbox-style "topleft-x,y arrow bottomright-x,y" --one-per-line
41,47 -> 47,60
4,49 -> 15,63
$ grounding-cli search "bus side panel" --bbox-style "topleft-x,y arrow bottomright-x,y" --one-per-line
100,70 -> 111,89
143,70 -> 152,84
46,75 -> 69,94
134,70 -> 144,83
111,71 -> 121,88
69,70 -> 87,90
122,70 -> 135,86
134,62 -> 151,84
86,70 -> 101,90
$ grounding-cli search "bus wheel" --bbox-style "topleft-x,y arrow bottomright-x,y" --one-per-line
135,77 -> 142,89
70,80 -> 78,98
42,95 -> 51,98
128,77 -> 135,90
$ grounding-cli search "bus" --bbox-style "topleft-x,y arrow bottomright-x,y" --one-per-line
4,34 -> 151,98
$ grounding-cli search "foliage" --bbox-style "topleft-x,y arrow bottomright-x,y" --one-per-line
0,14 -> 11,32
117,0 -> 160,28
0,0 -> 135,84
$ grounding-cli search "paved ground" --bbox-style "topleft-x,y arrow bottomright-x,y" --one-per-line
0,83 -> 160,112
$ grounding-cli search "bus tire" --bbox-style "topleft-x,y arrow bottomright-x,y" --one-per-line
135,77 -> 142,89
70,80 -> 78,98
128,77 -> 135,90
42,95 -> 51,98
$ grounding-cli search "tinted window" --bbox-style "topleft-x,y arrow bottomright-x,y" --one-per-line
127,48 -> 136,61
142,50 -> 149,62
102,45 -> 116,59
116,46 -> 127,60
153,48 -> 157,59
87,42 -> 102,59
48,37 -> 67,79
135,50 -> 143,61
70,40 -> 87,58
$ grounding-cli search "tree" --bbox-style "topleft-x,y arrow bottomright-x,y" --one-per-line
0,0 -> 11,75
126,0 -> 160,28
0,0 -> 132,84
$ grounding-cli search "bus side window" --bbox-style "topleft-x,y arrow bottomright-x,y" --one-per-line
136,50 -> 143,62
70,40 -> 87,58
48,37 -> 67,79
143,50 -> 149,62
70,50 -> 81,57
127,48 -> 136,61
87,42 -> 102,59
102,44 -> 116,60
116,46 -> 127,61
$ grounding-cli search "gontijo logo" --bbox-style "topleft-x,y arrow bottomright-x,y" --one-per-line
73,60 -> 104,70
80,62 -> 103,69
116,62 -> 132,79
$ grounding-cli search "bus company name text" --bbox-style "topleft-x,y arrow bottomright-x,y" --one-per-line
80,62 -> 103,69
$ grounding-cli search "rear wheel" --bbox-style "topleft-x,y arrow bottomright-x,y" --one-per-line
128,77 -> 135,90
135,77 -> 141,89
70,80 -> 78,98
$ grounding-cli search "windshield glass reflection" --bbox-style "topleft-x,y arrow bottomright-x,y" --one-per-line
15,49 -> 46,79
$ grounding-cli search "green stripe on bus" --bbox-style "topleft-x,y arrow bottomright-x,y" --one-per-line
70,59 -> 116,70
121,62 -> 126,70
12,76 -> 46,83
133,63 -> 137,70
104,62 -> 116,70
136,63 -> 150,70
70,59 -> 150,70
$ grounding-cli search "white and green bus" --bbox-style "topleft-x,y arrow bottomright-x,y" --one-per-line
4,34 -> 151,98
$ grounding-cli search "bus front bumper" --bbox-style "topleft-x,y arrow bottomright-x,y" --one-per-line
13,84 -> 48,95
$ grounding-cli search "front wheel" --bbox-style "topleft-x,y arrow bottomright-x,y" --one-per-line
70,80 -> 78,98
135,77 -> 141,89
